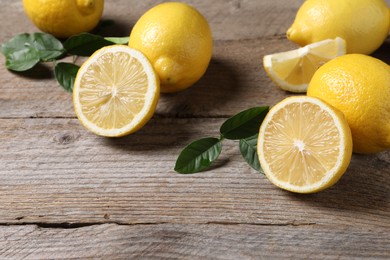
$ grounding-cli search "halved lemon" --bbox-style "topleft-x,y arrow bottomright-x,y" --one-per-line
257,96 -> 353,193
263,37 -> 346,93
73,45 -> 160,137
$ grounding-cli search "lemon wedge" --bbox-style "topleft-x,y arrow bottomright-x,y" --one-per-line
73,45 -> 160,137
263,37 -> 346,93
257,96 -> 353,193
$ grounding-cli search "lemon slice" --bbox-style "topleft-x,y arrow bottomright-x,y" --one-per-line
263,37 -> 346,93
73,45 -> 160,137
257,96 -> 353,193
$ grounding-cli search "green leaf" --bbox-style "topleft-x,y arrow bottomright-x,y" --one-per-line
1,33 -> 64,71
54,62 -> 80,92
4,48 -> 40,71
175,137 -> 222,174
220,106 -> 269,140
239,134 -> 263,173
31,33 -> 64,61
105,36 -> 129,45
64,33 -> 114,56
1,33 -> 31,57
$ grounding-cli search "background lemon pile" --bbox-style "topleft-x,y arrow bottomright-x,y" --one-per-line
23,0 -> 213,137
22,0 -> 390,194
23,1 -> 213,138
260,0 -> 390,193
72,2 -> 213,137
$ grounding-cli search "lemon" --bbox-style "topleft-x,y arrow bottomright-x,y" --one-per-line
287,0 -> 390,54
307,54 -> 390,154
129,2 -> 213,93
23,0 -> 104,38
73,45 -> 160,137
258,96 -> 353,193
263,37 -> 346,93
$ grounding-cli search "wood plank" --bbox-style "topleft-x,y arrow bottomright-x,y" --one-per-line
0,223 -> 389,259
0,0 -> 304,42
0,118 -> 389,227
1,0 -> 390,258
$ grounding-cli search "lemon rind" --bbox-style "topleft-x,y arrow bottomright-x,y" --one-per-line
263,38 -> 346,93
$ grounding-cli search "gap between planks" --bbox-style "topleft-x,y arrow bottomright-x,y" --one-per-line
0,221 -> 317,230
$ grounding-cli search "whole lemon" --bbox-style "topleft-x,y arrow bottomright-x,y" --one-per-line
287,0 -> 390,54
23,0 -> 104,38
129,2 -> 213,93
307,54 -> 390,154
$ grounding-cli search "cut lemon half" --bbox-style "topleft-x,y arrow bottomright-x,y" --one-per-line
73,45 -> 160,137
263,37 -> 346,93
257,96 -> 353,193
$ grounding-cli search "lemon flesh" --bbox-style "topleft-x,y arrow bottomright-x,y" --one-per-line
73,45 -> 160,137
307,54 -> 390,154
129,2 -> 213,93
287,0 -> 390,54
258,96 -> 353,193
263,37 -> 345,93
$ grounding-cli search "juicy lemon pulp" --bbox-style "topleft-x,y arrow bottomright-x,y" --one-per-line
258,96 -> 353,193
80,52 -> 148,129
263,37 -> 346,93
73,46 -> 159,137
263,102 -> 340,185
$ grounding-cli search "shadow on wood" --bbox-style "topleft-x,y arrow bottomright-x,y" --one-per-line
92,18 -> 132,38
102,118 -> 193,152
10,63 -> 53,80
286,151 -> 390,213
156,57 -> 241,117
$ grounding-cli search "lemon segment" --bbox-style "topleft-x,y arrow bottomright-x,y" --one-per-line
263,37 -> 346,93
258,96 -> 353,193
73,45 -> 160,137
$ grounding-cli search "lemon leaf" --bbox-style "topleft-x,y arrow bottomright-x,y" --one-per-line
54,62 -> 80,92
31,33 -> 64,61
4,48 -> 40,71
175,137 -> 222,174
105,37 -> 129,44
64,33 -> 114,56
174,107 -> 270,174
1,33 -> 64,71
239,134 -> 263,173
220,106 -> 269,140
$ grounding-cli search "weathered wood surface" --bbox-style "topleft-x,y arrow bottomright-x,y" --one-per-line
0,0 -> 389,258
1,224 -> 389,259
1,118 -> 389,227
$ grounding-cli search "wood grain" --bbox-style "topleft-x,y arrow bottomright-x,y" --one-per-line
0,118 -> 389,228
1,0 -> 390,258
0,224 -> 389,259
0,0 -> 303,41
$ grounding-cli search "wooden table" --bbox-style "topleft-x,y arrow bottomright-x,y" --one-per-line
1,0 -> 389,258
